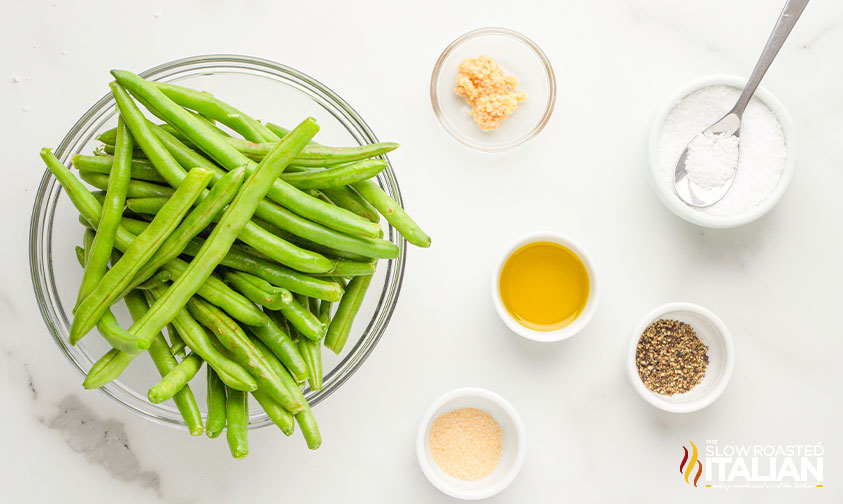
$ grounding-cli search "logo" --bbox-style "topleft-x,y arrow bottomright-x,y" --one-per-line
677,440 -> 824,489
680,441 -> 703,487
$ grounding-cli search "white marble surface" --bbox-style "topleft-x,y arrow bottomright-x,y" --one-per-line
3,0 -> 842,502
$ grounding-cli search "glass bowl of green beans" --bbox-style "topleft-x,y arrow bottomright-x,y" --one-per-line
29,55 -> 406,430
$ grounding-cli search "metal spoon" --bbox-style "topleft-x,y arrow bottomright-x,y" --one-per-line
674,0 -> 809,207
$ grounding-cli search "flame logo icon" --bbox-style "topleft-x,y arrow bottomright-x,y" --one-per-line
679,441 -> 703,487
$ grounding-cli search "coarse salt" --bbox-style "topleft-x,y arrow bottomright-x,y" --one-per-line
659,85 -> 787,217
685,131 -> 739,189
429,407 -> 503,481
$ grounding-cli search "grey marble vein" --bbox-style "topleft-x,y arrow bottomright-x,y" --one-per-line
44,396 -> 161,495
22,362 -> 37,399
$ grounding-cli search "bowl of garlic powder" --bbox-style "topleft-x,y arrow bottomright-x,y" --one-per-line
416,387 -> 526,499
648,74 -> 797,228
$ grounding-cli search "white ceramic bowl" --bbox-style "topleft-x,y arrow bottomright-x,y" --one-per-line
648,74 -> 797,228
491,232 -> 599,342
416,388 -> 526,500
627,302 -> 735,413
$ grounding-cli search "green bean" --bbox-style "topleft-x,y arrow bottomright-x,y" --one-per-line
279,159 -> 386,190
262,176 -> 381,237
134,270 -> 172,290
246,316 -> 308,383
90,190 -> 107,205
307,188 -> 333,205
205,367 -> 227,438
321,186 -> 380,223
276,295 -> 325,341
314,259 -> 377,278
70,167 -> 213,344
266,309 -> 292,340
240,218 -> 335,274
113,70 -> 381,238
98,143 -> 147,157
73,155 -> 168,183
79,171 -> 175,198
147,353 -> 203,404
251,388 -> 294,436
97,113 -> 225,145
298,299 -> 323,391
42,149 -> 263,327
75,234 -> 149,354
146,122 -> 227,180
264,123 -> 291,140
118,167 -> 246,297
225,387 -> 249,459
76,116 -> 134,313
223,270 -> 291,310
167,323 -> 186,358
249,200 -> 397,259
76,228 -> 96,311
127,290 -> 203,435
308,297 -> 320,318
116,216 -> 343,302
126,197 -> 169,215
251,339 -> 321,449
214,251 -> 343,302
325,274 -> 374,354
96,126 -> 118,145
152,81 -> 269,143
126,117 -> 319,349
318,297 -> 333,326
84,349 -> 134,389
113,81 -> 217,189
160,118 -> 232,142
187,297 -> 305,414
147,285 -> 257,391
227,139 -> 399,168
74,245 -> 85,265
163,260 -> 266,327
294,408 -> 321,450
351,180 -> 431,248
255,220 -> 373,262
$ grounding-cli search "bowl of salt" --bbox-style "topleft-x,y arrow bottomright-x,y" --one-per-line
648,74 -> 796,228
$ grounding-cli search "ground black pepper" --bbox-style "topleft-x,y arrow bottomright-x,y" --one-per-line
636,319 -> 709,395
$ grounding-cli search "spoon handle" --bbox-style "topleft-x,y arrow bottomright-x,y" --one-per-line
733,0 -> 809,115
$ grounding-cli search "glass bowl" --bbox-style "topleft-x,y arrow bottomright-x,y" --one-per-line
29,55 -> 406,430
430,27 -> 556,152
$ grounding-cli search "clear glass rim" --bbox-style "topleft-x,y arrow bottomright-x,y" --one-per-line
29,54 -> 406,430
429,27 -> 557,153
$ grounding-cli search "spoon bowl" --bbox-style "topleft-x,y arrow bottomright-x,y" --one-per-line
674,112 -> 741,207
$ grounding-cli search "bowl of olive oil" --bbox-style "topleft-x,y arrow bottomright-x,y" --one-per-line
491,232 -> 598,342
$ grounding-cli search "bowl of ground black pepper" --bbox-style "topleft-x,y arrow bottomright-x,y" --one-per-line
627,302 -> 734,413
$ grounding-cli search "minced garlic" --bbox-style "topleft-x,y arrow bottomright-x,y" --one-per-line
455,55 -> 527,131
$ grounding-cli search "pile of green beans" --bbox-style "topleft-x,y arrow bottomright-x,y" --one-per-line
40,72 -> 430,459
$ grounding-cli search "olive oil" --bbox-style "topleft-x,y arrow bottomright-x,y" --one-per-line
499,241 -> 589,331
